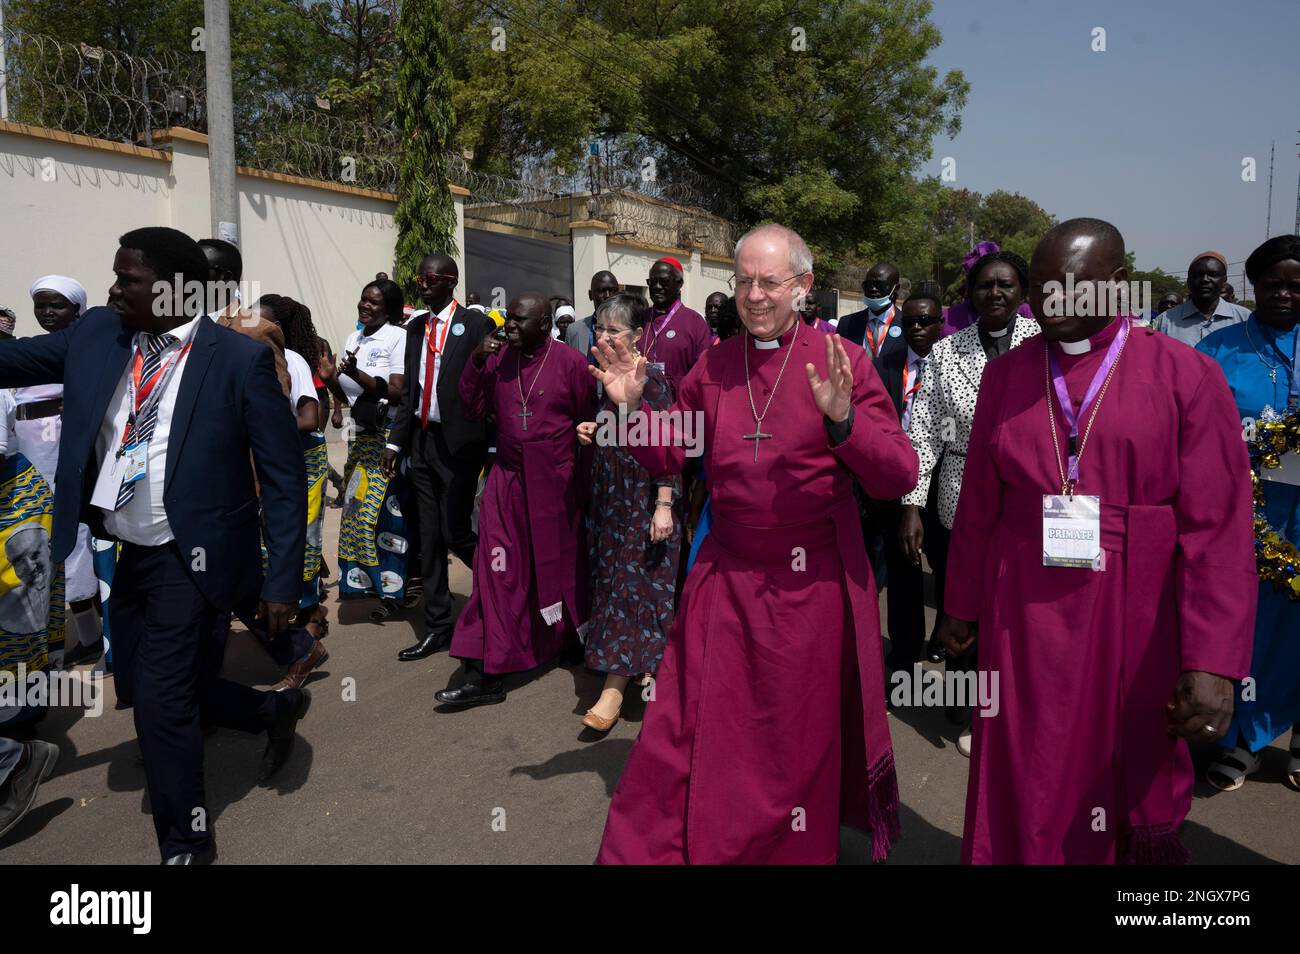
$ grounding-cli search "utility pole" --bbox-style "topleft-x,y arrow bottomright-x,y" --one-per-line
204,0 -> 239,245
1295,131 -> 1300,236
1265,140 -> 1274,239
0,0 -> 10,121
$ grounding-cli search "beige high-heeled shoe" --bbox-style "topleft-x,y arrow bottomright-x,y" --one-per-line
582,708 -> 619,732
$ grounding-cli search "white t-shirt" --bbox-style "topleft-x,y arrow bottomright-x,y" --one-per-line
0,390 -> 16,457
340,323 -> 406,406
285,349 -> 318,412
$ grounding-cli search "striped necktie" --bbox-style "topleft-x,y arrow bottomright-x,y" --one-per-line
114,332 -> 176,509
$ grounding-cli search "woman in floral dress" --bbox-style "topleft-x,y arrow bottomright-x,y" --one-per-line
576,294 -> 681,732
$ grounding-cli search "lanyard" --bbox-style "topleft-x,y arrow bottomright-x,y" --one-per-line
902,359 -> 923,401
1045,319 -> 1130,492
425,303 -> 455,357
641,300 -> 682,360
120,327 -> 196,450
865,306 -> 895,355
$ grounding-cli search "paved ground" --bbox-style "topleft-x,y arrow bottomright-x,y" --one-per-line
1,441 -> 1295,865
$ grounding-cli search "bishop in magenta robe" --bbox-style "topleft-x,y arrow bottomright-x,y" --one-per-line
596,226 -> 918,864
448,295 -> 597,682
640,257 -> 712,394
940,219 -> 1257,864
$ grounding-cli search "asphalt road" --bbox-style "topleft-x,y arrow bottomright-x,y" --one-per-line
1,443 -> 1294,865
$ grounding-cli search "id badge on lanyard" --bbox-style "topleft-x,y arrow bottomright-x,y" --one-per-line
1042,494 -> 1103,570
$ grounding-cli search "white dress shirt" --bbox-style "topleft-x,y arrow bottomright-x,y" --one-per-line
94,316 -> 201,546
901,347 -> 927,432
385,301 -> 455,452
0,390 -> 16,456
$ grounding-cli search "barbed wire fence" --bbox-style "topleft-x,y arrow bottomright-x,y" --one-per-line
0,27 -> 205,145
0,29 -> 738,253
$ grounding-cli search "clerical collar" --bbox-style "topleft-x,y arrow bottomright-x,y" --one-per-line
751,322 -> 798,350
1057,316 -> 1125,355
986,325 -> 1009,338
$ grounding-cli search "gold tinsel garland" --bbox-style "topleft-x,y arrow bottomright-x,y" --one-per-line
1250,409 -> 1300,599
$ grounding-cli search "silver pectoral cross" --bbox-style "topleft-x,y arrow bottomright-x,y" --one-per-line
742,427 -> 772,462
518,406 -> 533,431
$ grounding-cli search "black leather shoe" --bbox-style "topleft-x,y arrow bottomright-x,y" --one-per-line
63,638 -> 104,667
434,681 -> 506,708
162,841 -> 216,865
925,636 -> 946,664
398,631 -> 452,661
259,689 -> 311,783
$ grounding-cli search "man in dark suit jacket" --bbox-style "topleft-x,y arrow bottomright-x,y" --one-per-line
382,253 -> 493,661
837,261 -> 907,362
872,289 -> 946,673
0,227 -> 308,864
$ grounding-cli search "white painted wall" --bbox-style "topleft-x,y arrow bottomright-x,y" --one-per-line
0,128 -> 172,335
604,241 -> 731,315
0,125 -> 469,352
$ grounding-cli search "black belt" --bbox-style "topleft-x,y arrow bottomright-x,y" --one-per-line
15,398 -> 63,420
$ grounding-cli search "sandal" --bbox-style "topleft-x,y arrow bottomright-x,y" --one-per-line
1206,746 -> 1259,792
1287,732 -> 1300,791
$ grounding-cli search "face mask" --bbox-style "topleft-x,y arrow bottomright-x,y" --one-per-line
865,292 -> 895,313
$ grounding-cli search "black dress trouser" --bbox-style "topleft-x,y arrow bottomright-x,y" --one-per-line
110,542 -> 285,859
881,482 -> 950,671
407,422 -> 481,637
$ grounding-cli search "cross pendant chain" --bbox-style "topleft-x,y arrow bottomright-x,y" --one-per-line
517,406 -> 533,431
742,428 -> 773,462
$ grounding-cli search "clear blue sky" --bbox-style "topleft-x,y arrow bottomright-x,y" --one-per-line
924,0 -> 1299,294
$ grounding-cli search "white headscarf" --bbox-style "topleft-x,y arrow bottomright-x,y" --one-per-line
29,275 -> 88,316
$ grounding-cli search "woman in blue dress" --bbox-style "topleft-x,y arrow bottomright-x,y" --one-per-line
1196,234 -> 1300,792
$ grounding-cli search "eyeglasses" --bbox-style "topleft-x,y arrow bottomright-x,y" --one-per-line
729,272 -> 808,295
594,325 -> 631,337
415,273 -> 457,285
901,316 -> 943,328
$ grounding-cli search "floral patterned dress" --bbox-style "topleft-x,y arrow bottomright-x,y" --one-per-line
584,366 -> 682,677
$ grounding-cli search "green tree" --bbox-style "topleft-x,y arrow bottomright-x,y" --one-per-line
391,0 -> 457,298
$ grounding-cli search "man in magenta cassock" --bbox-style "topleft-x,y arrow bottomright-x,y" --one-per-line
938,218 -> 1257,864
593,225 -> 918,863
638,256 -> 712,395
436,292 -> 597,708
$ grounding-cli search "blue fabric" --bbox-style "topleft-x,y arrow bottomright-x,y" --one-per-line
1198,315 -> 1300,752
686,498 -> 712,572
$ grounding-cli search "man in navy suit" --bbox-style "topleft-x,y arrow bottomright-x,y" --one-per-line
840,261 -> 906,587
836,261 -> 907,362
0,228 -> 309,864
873,286 -> 946,673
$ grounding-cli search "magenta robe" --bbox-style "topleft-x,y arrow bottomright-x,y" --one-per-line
597,322 -> 918,864
945,318 -> 1256,864
637,302 -> 711,395
453,340 -> 597,673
